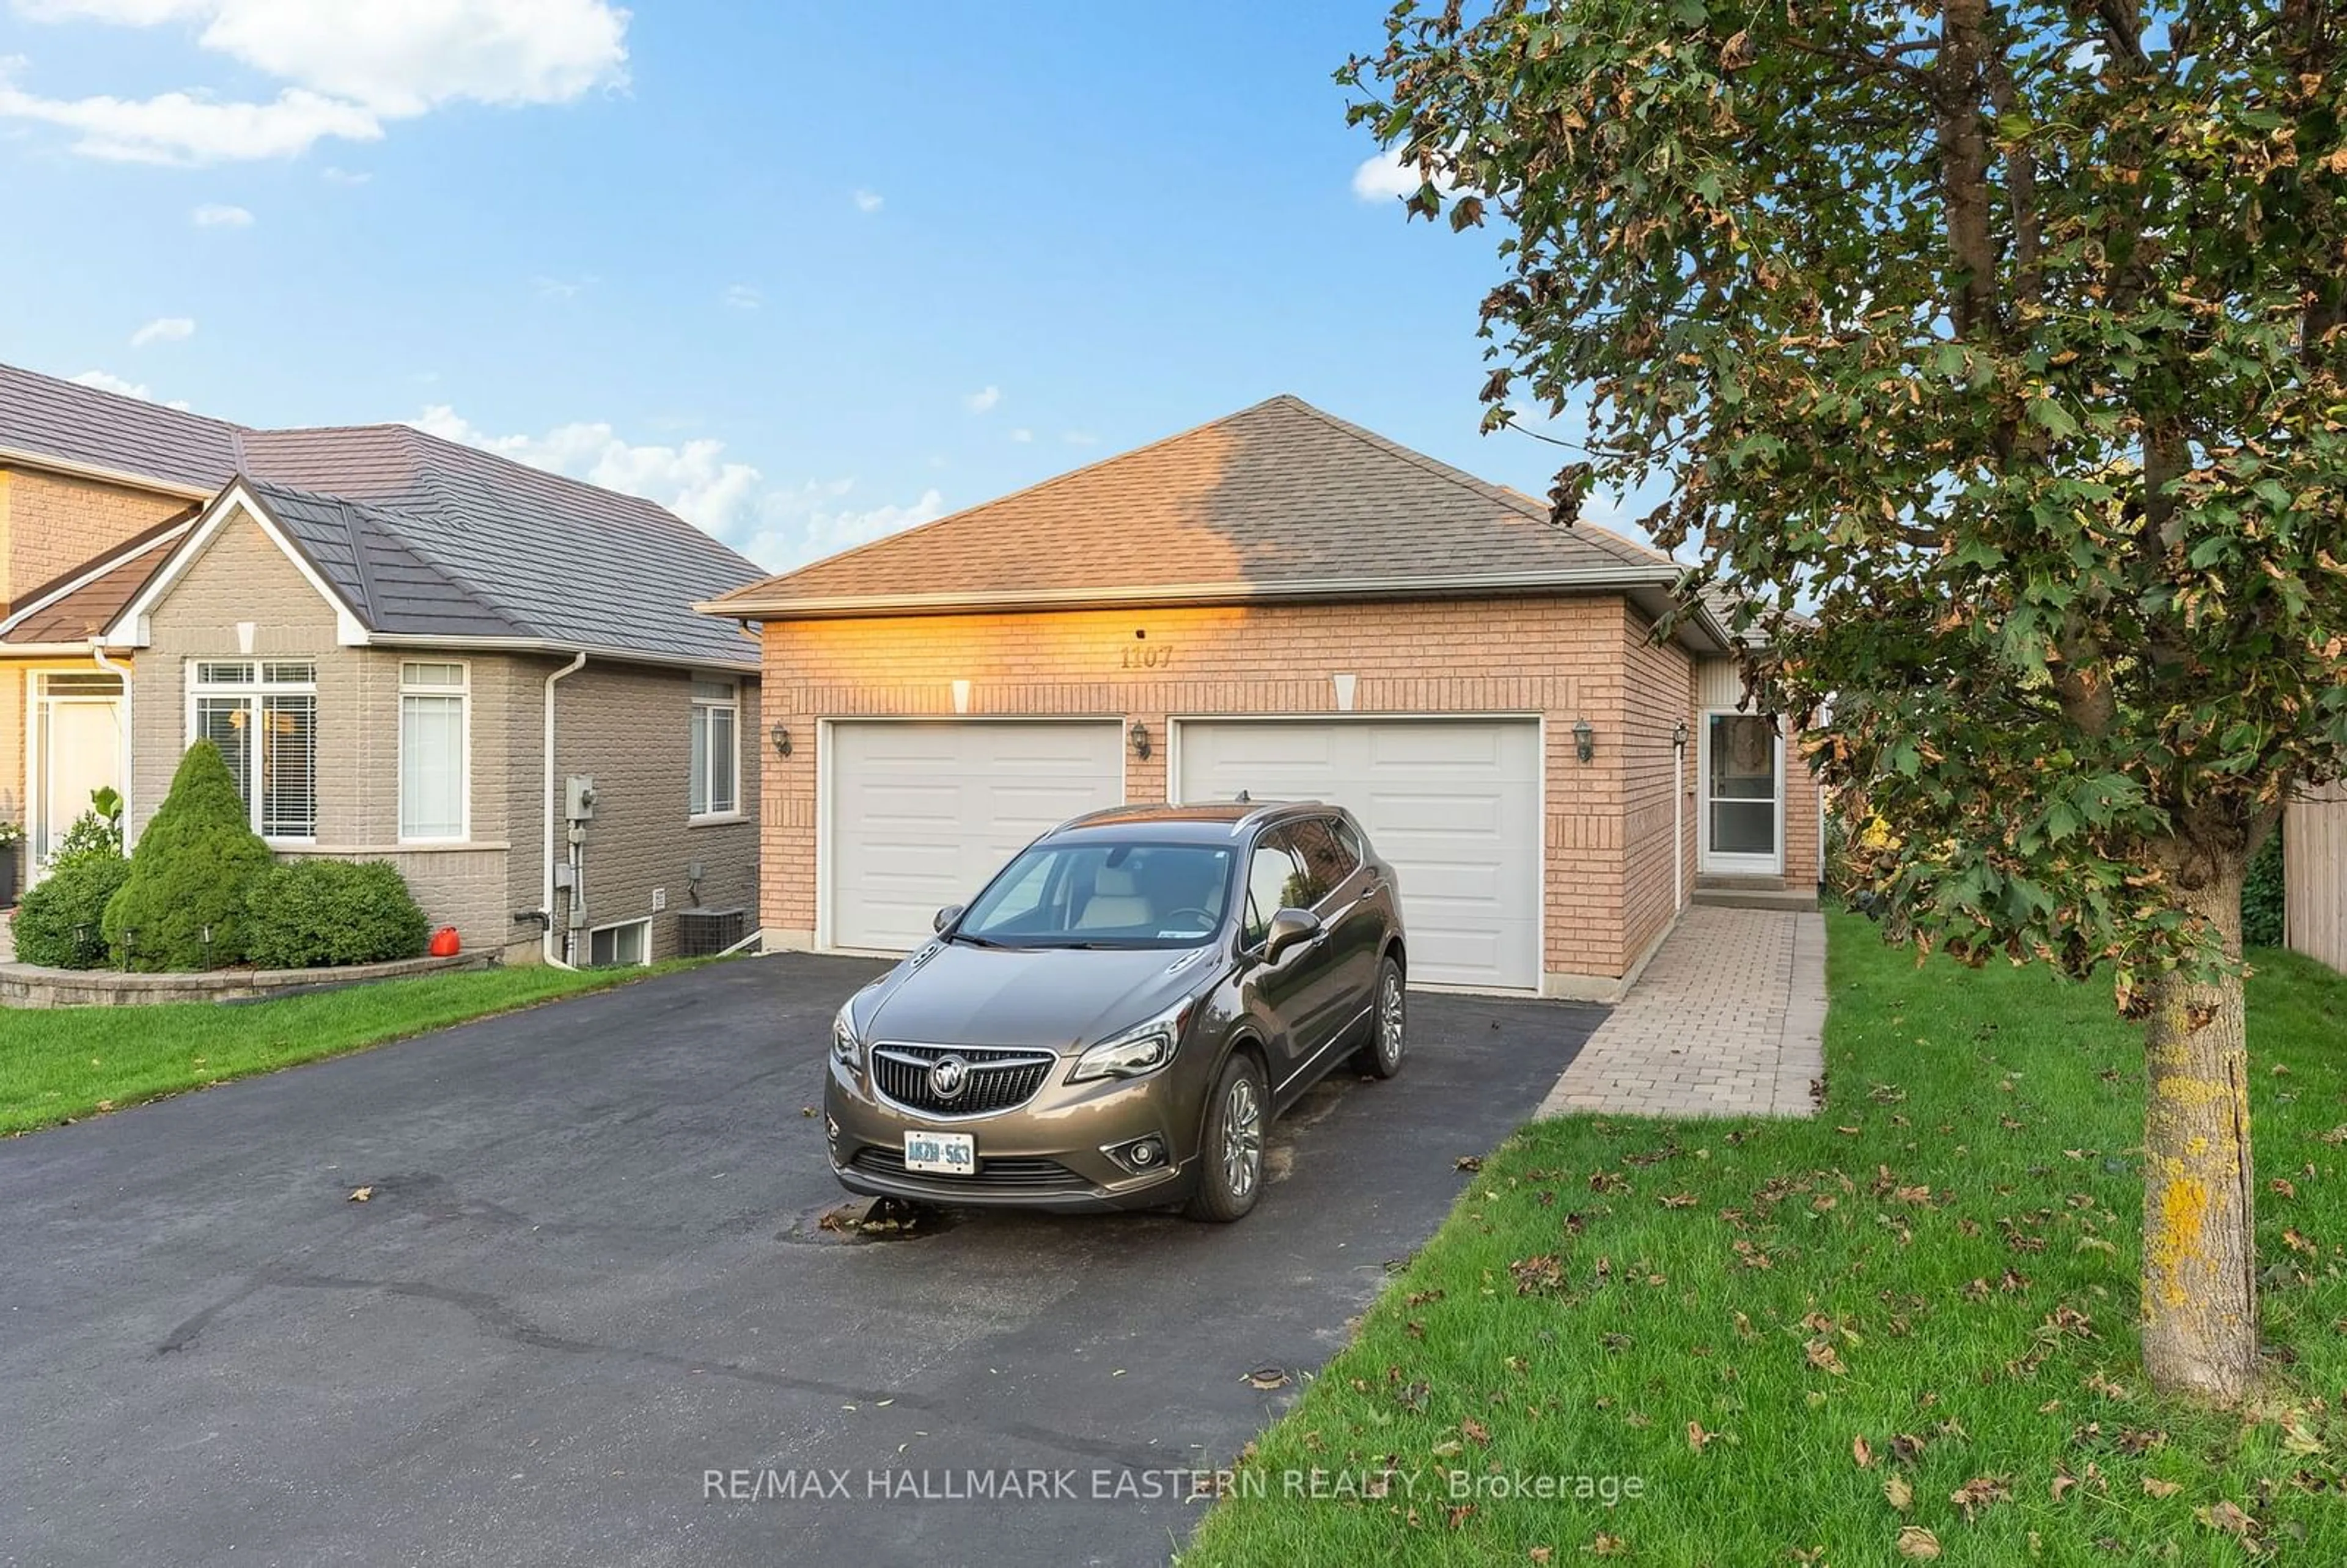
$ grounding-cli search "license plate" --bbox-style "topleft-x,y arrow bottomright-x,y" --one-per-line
903,1130 -> 975,1176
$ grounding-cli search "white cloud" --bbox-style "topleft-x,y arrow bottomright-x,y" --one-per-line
1008,427 -> 1033,443
320,163 -> 369,183
738,482 -> 946,570
68,368 -> 188,408
410,405 -> 947,571
129,315 -> 195,346
191,200 -> 251,225
721,283 -> 761,310
962,385 -> 1000,414
852,188 -> 883,213
1,0 -> 628,164
1351,147 -> 1452,202
532,274 -> 590,301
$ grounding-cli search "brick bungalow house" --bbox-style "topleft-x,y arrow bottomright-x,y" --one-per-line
702,395 -> 1818,1000
0,361 -> 764,964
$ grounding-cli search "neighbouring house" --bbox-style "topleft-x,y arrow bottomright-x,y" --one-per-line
2285,783 -> 2347,973
0,361 -> 765,965
700,395 -> 1818,1000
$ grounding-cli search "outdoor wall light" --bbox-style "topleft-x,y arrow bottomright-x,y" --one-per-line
1129,720 -> 1151,760
771,724 -> 792,758
1573,717 -> 1595,763
1673,719 -> 1689,750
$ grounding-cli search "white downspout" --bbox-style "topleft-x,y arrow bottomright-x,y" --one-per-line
1673,718 -> 1689,913
542,652 -> 587,967
90,637 -> 134,854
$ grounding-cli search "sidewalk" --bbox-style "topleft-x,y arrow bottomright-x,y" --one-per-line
1537,904 -> 1826,1119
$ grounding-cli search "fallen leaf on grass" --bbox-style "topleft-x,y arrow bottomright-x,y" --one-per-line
1585,1536 -> 1626,1558
1882,1473 -> 1914,1512
348,1186 -> 374,1202
1455,1155 -> 1485,1173
1529,1550 -> 1553,1566
1805,1338 -> 1848,1376
1853,1435 -> 1875,1468
1894,1525 -> 1941,1560
2142,1477 -> 2183,1498
1461,1416 -> 1491,1445
2270,1178 -> 2297,1200
1509,1256 -> 1565,1295
1950,1476 -> 2012,1520
1687,1421 -> 1716,1453
1658,1192 -> 1696,1209
2194,1500 -> 2257,1544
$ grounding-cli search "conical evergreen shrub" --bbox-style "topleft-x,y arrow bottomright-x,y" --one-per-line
101,740 -> 274,970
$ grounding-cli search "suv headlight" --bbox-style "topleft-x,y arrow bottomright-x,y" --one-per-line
831,1002 -> 864,1069
1068,999 -> 1192,1083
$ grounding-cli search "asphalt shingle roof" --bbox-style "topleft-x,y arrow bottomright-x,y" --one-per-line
0,361 -> 764,669
704,394 -> 1683,619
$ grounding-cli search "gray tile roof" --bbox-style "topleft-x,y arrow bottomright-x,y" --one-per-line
704,395 -> 1695,626
0,362 -> 243,491
0,359 -> 764,669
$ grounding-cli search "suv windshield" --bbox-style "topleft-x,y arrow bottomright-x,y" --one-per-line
954,840 -> 1236,948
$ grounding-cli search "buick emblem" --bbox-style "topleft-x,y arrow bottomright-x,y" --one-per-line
928,1054 -> 970,1102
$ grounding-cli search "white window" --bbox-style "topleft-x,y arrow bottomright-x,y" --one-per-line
400,661 -> 469,841
587,918 -> 650,967
689,677 -> 740,818
189,659 -> 317,841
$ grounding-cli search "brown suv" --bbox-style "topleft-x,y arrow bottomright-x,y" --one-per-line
823,800 -> 1408,1221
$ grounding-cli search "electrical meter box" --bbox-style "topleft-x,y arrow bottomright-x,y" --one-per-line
565,775 -> 597,821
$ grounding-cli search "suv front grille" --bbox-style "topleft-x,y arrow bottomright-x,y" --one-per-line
870,1044 -> 1057,1118
849,1147 -> 1090,1194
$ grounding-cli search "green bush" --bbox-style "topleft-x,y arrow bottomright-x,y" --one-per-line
243,860 -> 430,969
12,854 -> 131,969
52,785 -> 124,863
102,741 -> 274,971
2244,826 -> 2286,948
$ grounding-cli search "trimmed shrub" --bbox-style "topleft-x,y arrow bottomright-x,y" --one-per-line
12,853 -> 131,969
101,741 -> 274,971
52,786 -> 124,863
2243,826 -> 2286,949
243,860 -> 430,969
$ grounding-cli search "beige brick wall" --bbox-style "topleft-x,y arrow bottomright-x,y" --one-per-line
549,661 -> 761,962
1,467 -> 191,612
760,594 -> 1699,990
1621,609 -> 1697,972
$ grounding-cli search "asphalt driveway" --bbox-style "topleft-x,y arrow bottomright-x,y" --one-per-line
0,957 -> 1599,1567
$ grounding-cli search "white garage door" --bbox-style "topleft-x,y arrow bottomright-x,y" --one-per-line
1175,719 -> 1541,990
827,721 -> 1125,951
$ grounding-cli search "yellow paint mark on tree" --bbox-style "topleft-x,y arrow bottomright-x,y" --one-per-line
2148,1176 -> 2211,1307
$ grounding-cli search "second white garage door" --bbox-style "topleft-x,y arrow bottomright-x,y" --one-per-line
1175,719 -> 1542,990
826,720 -> 1125,951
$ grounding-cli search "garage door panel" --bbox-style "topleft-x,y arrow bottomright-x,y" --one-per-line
829,722 -> 1125,952
1176,719 -> 1541,989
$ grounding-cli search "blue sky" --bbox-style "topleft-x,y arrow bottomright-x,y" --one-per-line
0,1 -> 1636,571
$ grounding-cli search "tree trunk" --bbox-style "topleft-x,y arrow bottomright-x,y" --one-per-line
2139,859 -> 2260,1404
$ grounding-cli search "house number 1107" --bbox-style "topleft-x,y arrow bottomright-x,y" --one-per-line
1121,644 -> 1173,670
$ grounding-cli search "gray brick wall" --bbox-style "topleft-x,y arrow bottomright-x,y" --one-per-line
133,506 -> 760,965
548,661 -> 761,962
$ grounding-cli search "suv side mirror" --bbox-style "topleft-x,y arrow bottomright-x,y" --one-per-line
1263,907 -> 1323,962
933,904 -> 965,934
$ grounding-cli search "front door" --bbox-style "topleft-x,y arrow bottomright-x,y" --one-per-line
32,673 -> 125,866
1700,711 -> 1782,876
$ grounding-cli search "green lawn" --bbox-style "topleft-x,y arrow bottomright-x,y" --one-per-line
0,960 -> 707,1135
1183,914 -> 2347,1566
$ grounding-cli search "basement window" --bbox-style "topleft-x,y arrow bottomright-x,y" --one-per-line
587,918 -> 650,968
